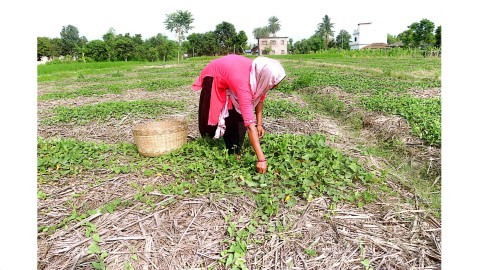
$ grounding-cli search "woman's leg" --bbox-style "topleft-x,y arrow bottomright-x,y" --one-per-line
198,76 -> 217,138
223,109 -> 247,154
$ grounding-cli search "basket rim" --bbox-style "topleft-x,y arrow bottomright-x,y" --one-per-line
132,119 -> 187,136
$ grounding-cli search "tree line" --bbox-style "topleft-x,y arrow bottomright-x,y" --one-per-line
37,10 -> 441,63
286,16 -> 440,54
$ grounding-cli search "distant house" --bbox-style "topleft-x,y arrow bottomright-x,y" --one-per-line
256,37 -> 288,55
349,22 -> 387,50
388,41 -> 404,48
362,43 -> 389,49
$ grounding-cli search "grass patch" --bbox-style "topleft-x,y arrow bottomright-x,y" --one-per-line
38,85 -> 123,100
363,139 -> 441,217
141,77 -> 192,91
279,66 -> 439,94
43,100 -> 187,125
263,99 -> 314,120
361,93 -> 441,145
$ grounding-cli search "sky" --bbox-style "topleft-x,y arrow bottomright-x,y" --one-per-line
36,0 -> 444,45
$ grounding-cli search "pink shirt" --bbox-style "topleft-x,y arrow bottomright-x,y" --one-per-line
192,55 -> 265,127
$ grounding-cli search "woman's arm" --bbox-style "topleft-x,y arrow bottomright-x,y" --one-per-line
235,85 -> 267,173
255,101 -> 265,138
246,123 -> 267,174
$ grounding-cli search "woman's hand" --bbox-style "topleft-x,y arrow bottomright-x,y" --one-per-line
256,160 -> 267,174
246,123 -> 267,174
257,125 -> 265,139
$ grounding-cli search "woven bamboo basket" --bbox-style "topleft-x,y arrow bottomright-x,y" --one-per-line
132,119 -> 187,157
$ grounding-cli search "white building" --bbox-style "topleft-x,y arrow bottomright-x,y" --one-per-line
349,22 -> 387,50
255,37 -> 289,55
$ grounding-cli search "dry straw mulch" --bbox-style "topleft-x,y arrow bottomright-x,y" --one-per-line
38,180 -> 441,269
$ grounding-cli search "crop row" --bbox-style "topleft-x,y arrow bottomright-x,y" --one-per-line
38,134 -> 385,214
42,100 -> 187,125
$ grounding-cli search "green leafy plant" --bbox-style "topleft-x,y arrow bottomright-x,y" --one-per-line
263,99 -> 314,120
361,93 -> 441,145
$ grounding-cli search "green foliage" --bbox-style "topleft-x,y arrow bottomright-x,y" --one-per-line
336,30 -> 351,50
316,15 -> 335,49
267,16 -> 281,37
283,66 -> 439,93
361,93 -> 441,145
220,221 -> 249,269
37,190 -> 47,200
305,248 -> 317,257
263,99 -> 314,120
302,91 -> 346,116
164,10 -> 195,42
158,134 -> 381,216
400,19 -> 437,49
141,77 -> 192,91
60,24 -> 82,56
37,137 -> 138,177
252,27 -> 270,39
39,85 -> 123,100
214,21 -> 238,55
43,100 -> 186,124
37,61 -> 142,78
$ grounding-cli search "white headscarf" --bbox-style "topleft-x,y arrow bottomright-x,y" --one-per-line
249,57 -> 286,104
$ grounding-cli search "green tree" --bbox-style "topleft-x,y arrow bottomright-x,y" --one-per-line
164,10 -> 194,63
316,15 -> 335,49
186,33 -> 201,56
102,28 -> 117,61
37,37 -> 51,60
308,36 -> 322,52
235,30 -> 248,53
435,25 -> 441,48
202,31 -> 220,56
132,34 -> 143,46
288,38 -> 294,54
253,26 -> 270,55
398,29 -> 414,48
78,36 -> 88,62
387,34 -> 399,44
336,30 -> 351,50
50,38 -> 62,59
146,47 -> 159,62
400,19 -> 436,49
252,27 -> 270,39
412,19 -> 436,49
85,40 -> 109,61
214,21 -> 237,55
60,24 -> 82,57
114,35 -> 135,61
294,39 -> 310,54
267,16 -> 281,37
145,33 -> 177,61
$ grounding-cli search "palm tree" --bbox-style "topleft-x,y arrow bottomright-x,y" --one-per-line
252,27 -> 270,39
316,15 -> 335,49
164,10 -> 194,63
253,27 -> 270,55
267,16 -> 281,37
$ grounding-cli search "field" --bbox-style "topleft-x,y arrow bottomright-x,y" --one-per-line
37,52 -> 441,269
